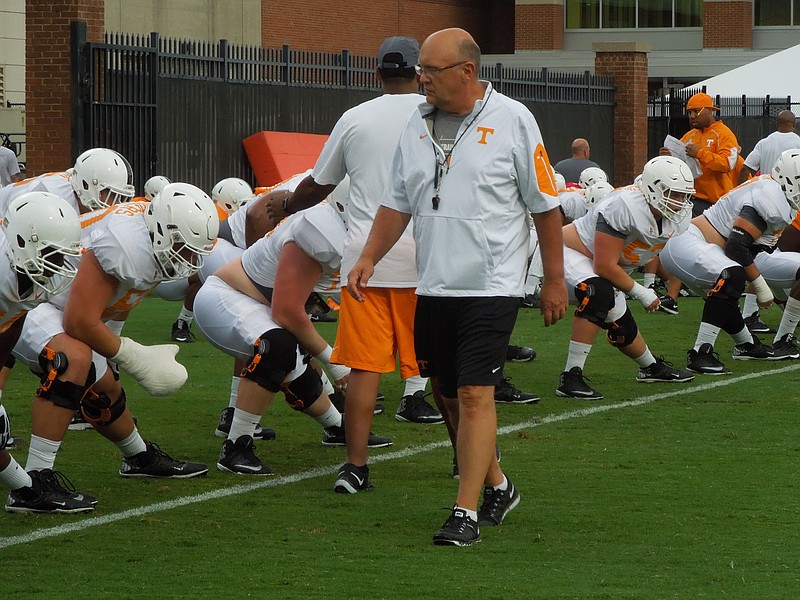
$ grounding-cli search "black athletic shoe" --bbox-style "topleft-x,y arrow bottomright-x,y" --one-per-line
744,312 -> 773,334
687,343 -> 731,374
171,319 -> 195,343
395,391 -> 444,424
772,333 -> 800,360
556,366 -> 603,399
494,377 -> 540,404
214,407 -> 276,441
333,462 -> 373,494
119,441 -> 209,478
321,425 -> 393,448
217,435 -> 273,475
732,335 -> 778,361
477,479 -> 521,526
433,507 -> 481,547
5,469 -> 95,514
657,295 -> 679,315
636,357 -> 695,383
506,345 -> 537,362
331,391 -> 385,415
309,311 -> 337,323
68,409 -> 93,431
521,293 -> 540,308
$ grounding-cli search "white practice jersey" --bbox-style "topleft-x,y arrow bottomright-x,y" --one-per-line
0,172 -> 80,217
559,189 -> 588,222
573,186 -> 690,272
241,201 -> 345,295
0,232 -> 50,333
227,170 -> 311,250
49,202 -> 160,315
702,175 -> 793,246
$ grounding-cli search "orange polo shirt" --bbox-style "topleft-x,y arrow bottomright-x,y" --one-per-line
680,119 -> 739,203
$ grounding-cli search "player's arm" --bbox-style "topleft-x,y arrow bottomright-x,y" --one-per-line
62,250 -> 122,357
265,175 -> 336,222
737,164 -> 756,185
594,231 -> 659,312
0,316 -> 25,367
724,214 -> 773,307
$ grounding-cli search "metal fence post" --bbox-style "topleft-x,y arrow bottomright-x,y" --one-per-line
342,49 -> 350,89
220,39 -> 229,81
70,20 -> 88,162
282,44 -> 291,85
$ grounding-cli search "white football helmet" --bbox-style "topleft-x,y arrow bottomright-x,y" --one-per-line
640,156 -> 696,223
70,148 -> 135,210
554,171 -> 566,191
327,176 -> 350,223
144,176 -> 171,201
771,149 -> 800,211
2,192 -> 82,295
143,183 -> 219,280
211,177 -> 253,216
579,167 -> 608,189
584,181 -> 614,207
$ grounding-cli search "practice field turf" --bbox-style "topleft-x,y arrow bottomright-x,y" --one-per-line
2,295 -> 800,599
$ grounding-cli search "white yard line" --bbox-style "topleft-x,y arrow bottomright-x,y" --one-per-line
2,363 -> 798,550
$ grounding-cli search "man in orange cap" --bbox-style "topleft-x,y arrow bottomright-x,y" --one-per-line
661,92 -> 739,216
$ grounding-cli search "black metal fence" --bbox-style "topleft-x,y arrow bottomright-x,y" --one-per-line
648,86 -> 799,160
79,31 -> 616,194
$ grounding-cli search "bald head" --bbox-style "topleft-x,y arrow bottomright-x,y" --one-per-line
571,138 -> 590,158
422,28 -> 481,70
418,28 -> 484,114
777,110 -> 797,132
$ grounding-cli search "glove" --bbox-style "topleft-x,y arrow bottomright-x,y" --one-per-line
628,282 -> 659,310
111,337 -> 188,396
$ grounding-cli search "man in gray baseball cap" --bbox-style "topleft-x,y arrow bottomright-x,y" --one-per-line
377,36 -> 419,70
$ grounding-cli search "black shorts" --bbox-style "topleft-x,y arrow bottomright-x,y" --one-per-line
690,196 -> 713,218
414,295 -> 520,398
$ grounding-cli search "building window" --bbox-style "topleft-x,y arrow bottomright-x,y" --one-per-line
754,0 -> 798,25
567,0 -> 702,28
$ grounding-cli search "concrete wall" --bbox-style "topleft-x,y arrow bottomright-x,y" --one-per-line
0,0 -> 25,106
105,0 -> 261,44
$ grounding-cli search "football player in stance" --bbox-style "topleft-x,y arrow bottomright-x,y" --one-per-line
6,183 -> 218,513
194,183 -> 391,475
162,176 -> 254,344
0,193 -> 85,513
554,156 -> 697,400
661,149 -> 800,374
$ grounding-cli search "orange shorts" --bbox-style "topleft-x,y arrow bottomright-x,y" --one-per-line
331,287 -> 419,379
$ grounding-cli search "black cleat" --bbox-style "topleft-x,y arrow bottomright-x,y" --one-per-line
636,357 -> 695,383
395,391 -> 444,424
772,333 -> 800,360
494,377 -> 539,404
217,435 -> 273,475
657,295 -> 679,315
433,507 -> 481,547
333,462 -> 373,494
687,343 -> 731,375
5,469 -> 95,514
732,335 -> 778,361
506,345 -> 536,362
171,319 -> 195,343
321,425 -> 392,448
68,409 -> 93,431
119,441 -> 208,478
556,366 -> 603,399
744,312 -> 773,334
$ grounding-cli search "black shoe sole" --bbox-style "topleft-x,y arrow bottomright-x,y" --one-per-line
555,389 -> 603,400
216,463 -> 273,475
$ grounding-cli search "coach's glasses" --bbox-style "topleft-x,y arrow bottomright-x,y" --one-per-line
414,61 -> 467,76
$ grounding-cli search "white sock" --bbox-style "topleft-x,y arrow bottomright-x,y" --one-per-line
229,408 -> 260,441
178,306 -> 194,326
455,505 -> 478,522
731,326 -> 753,346
643,273 -> 656,288
227,376 -> 241,408
25,435 -> 62,472
0,456 -> 32,491
742,293 -> 758,319
634,348 -> 656,368
320,370 -> 335,396
694,323 -> 721,351
403,375 -> 427,397
312,403 -> 341,429
565,340 -> 593,371
493,474 -> 509,491
116,428 -> 147,457
775,296 -> 800,341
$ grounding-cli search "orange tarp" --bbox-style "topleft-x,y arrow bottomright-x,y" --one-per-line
243,131 -> 329,187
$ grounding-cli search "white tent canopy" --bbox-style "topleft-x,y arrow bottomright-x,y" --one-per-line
692,44 -> 800,100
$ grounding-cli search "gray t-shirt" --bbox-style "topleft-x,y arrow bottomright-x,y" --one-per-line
554,157 -> 600,186
0,147 -> 20,187
433,111 -> 467,153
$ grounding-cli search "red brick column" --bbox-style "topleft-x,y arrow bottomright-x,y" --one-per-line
594,42 -> 650,186
515,0 -> 564,50
26,0 -> 104,175
703,0 -> 752,48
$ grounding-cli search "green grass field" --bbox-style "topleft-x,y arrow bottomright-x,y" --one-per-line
2,295 -> 800,599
